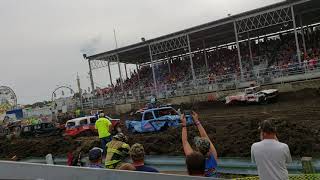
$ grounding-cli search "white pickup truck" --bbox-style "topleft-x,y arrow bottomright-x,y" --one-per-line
225,86 -> 279,105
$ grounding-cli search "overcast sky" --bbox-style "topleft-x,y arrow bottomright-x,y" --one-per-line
0,0 -> 283,105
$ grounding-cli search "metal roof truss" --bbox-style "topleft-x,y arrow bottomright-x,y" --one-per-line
90,54 -> 119,70
236,6 -> 292,34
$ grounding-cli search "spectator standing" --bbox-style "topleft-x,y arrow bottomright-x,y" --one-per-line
95,113 -> 112,154
251,119 -> 292,180
87,147 -> 104,168
129,143 -> 159,173
181,112 -> 218,177
105,133 -> 130,169
185,151 -> 206,176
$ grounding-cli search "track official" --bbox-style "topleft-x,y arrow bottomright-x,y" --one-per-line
95,113 -> 112,154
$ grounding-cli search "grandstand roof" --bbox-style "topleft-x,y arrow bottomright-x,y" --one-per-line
87,0 -> 320,65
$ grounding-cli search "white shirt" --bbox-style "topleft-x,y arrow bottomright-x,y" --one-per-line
251,139 -> 292,180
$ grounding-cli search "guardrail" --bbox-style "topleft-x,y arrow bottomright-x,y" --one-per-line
0,161 -> 218,180
22,156 -> 320,176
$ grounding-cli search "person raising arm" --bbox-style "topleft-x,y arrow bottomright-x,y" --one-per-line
181,114 -> 193,156
181,113 -> 218,177
192,111 -> 218,160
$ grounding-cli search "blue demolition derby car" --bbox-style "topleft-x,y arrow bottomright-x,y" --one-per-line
125,106 -> 193,133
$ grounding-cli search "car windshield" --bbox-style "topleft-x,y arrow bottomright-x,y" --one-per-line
90,117 -> 97,124
79,119 -> 87,125
45,123 -> 53,128
67,122 -> 76,127
23,126 -> 31,132
154,108 -> 178,118
246,89 -> 255,94
128,112 -> 143,121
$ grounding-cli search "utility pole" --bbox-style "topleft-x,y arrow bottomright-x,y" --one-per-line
77,73 -> 83,110
114,28 -> 126,100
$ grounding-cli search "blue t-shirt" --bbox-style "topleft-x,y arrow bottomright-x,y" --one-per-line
205,154 -> 218,177
135,165 -> 159,173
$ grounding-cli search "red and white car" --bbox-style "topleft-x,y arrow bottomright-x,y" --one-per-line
225,86 -> 278,105
64,115 -> 120,137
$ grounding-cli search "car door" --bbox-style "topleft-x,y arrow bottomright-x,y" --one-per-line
141,111 -> 158,132
37,123 -> 48,134
153,109 -> 172,127
45,123 -> 56,134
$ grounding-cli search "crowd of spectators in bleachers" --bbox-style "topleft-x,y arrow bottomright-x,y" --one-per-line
96,26 -> 320,97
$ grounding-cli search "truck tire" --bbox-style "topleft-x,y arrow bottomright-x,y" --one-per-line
127,125 -> 136,133
160,123 -> 169,131
259,96 -> 267,105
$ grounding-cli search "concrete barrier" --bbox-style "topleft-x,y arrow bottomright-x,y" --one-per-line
115,104 -> 132,114
0,161 -> 221,180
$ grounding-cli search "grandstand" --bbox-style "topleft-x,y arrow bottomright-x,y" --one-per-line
83,0 -> 320,106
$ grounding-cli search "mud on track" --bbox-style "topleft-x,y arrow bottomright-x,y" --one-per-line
124,88 -> 320,157
0,88 -> 320,158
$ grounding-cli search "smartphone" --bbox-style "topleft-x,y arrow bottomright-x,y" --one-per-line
184,110 -> 191,115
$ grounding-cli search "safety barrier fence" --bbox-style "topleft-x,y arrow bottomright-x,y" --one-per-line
22,156 -> 320,176
0,161 -> 218,180
81,59 -> 320,108
1,158 -> 318,180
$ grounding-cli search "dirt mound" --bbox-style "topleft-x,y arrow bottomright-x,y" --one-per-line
0,136 -> 101,159
0,136 -> 74,159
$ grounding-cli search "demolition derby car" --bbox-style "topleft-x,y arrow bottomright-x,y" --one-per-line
225,86 -> 279,105
126,106 -> 193,133
0,121 -> 62,138
64,115 -> 120,137
20,122 -> 62,137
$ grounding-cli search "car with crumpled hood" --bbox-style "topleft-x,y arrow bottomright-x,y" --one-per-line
126,106 -> 193,133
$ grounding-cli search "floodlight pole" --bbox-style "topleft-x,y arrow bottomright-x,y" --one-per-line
113,29 -> 126,101
247,32 -> 254,67
116,55 -> 126,100
187,35 -> 196,82
107,60 -> 113,86
148,44 -> 158,97
124,63 -> 128,80
202,40 -> 209,72
167,54 -> 171,74
88,60 -> 95,92
136,63 -> 141,103
233,21 -> 244,80
291,5 -> 302,64
76,74 -> 83,110
299,15 -> 307,56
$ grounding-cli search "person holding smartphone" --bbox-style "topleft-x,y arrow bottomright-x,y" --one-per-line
181,111 -> 218,177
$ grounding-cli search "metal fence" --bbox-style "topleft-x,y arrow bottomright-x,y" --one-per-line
82,59 -> 320,108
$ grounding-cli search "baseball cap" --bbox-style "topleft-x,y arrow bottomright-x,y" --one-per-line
194,137 -> 210,155
89,147 -> 103,161
130,143 -> 145,161
99,113 -> 105,117
113,133 -> 128,142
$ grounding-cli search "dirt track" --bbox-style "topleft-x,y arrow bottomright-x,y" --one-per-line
125,88 -> 320,157
0,88 -> 320,159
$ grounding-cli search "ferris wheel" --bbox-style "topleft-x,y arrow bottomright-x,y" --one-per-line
0,86 -> 17,109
